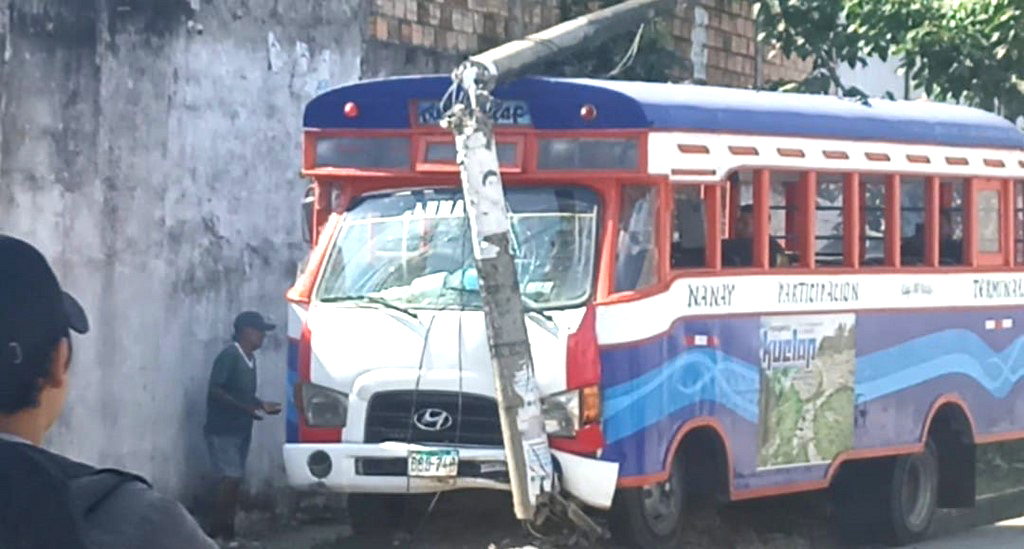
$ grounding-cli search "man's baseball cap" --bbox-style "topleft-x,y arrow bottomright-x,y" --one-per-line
0,236 -> 89,370
233,311 -> 275,334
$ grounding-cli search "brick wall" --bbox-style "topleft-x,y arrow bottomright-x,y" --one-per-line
363,0 -> 561,77
669,0 -> 812,87
763,49 -> 816,85
362,0 -> 811,88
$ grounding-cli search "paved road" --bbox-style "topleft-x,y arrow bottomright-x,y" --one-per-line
916,516 -> 1024,549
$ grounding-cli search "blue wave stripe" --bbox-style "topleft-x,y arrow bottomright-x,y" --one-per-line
857,330 -> 1024,401
603,348 -> 760,443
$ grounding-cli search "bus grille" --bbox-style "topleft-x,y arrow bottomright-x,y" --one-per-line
363,390 -> 503,447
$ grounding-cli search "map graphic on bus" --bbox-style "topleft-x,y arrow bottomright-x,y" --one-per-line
757,314 -> 856,468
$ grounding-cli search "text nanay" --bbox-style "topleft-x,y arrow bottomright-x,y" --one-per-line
687,283 -> 736,308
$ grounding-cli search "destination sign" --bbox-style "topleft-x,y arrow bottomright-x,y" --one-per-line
415,99 -> 533,127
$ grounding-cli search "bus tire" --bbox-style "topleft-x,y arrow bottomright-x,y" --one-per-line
610,458 -> 686,548
835,440 -> 939,546
347,494 -> 404,536
884,439 -> 940,545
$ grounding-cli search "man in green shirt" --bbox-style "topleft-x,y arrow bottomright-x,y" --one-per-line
204,311 -> 281,542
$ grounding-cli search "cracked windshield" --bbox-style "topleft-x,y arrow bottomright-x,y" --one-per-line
316,186 -> 599,310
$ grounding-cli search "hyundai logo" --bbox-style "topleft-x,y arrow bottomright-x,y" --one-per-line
412,408 -> 454,432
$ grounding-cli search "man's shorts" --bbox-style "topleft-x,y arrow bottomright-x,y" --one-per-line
205,433 -> 251,479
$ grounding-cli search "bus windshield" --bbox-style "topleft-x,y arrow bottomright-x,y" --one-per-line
316,186 -> 599,310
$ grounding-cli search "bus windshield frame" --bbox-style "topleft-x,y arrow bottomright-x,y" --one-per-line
315,185 -> 601,311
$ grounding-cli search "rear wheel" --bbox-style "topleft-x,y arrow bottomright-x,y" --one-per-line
610,459 -> 686,548
887,440 -> 939,545
834,440 -> 939,546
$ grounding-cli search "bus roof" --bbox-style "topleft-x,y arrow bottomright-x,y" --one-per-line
304,75 -> 1024,150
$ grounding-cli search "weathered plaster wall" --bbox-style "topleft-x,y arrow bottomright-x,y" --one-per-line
0,0 -> 362,501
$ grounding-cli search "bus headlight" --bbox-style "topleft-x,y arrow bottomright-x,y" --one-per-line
543,389 -> 580,437
297,383 -> 348,428
542,386 -> 600,438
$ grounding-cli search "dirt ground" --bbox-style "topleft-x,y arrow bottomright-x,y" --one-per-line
228,490 -> 838,549
222,440 -> 1024,549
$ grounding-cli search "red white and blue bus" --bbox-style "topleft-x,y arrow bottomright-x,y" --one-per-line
283,74 -> 1024,547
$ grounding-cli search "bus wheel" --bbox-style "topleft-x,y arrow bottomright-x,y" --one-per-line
835,440 -> 939,546
610,458 -> 686,548
886,440 -> 939,545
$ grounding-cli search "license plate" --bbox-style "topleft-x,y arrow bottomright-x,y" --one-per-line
407,449 -> 459,477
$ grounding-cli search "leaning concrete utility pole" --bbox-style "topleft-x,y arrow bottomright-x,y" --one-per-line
441,0 -> 676,524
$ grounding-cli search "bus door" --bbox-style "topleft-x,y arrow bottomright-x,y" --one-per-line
971,179 -> 1013,267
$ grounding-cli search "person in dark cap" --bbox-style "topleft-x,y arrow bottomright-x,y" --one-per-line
724,204 -> 788,267
204,310 -> 281,542
0,235 -> 216,548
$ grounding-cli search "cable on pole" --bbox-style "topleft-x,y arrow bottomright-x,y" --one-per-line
604,22 -> 646,77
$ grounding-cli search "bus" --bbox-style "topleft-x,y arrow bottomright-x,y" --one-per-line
282,74 -> 1024,547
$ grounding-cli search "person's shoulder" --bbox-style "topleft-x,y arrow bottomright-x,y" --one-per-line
83,479 -> 218,548
0,438 -> 96,480
214,345 -> 240,365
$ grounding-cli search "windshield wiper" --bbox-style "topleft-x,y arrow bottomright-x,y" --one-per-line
446,284 -> 555,322
321,295 -> 419,320
523,306 -> 555,324
522,296 -> 555,323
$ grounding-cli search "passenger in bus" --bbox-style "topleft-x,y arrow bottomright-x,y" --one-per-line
938,210 -> 963,264
722,204 -> 787,267
670,193 -> 707,268
901,211 -> 962,265
901,222 -> 927,265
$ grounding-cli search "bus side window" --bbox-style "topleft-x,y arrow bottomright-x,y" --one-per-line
768,171 -> 802,268
614,185 -> 659,292
816,173 -> 846,267
670,185 -> 707,269
939,179 -> 965,266
1015,180 -> 1024,264
975,180 -> 1005,264
900,177 -> 926,266
860,176 -> 887,266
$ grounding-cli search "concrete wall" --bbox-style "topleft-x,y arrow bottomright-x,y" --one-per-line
0,0 -> 362,501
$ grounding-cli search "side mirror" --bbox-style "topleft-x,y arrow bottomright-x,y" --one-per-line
301,186 -> 315,244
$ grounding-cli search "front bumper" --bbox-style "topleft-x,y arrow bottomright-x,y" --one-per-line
284,442 -> 511,494
283,442 -> 618,509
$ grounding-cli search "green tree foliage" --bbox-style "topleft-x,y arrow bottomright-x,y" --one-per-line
537,0 -> 683,82
754,0 -> 1024,121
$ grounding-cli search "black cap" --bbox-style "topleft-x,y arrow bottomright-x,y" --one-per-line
233,311 -> 275,334
0,236 -> 90,370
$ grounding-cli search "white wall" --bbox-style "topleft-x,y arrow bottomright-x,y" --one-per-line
0,0 -> 362,500
835,54 -> 924,100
